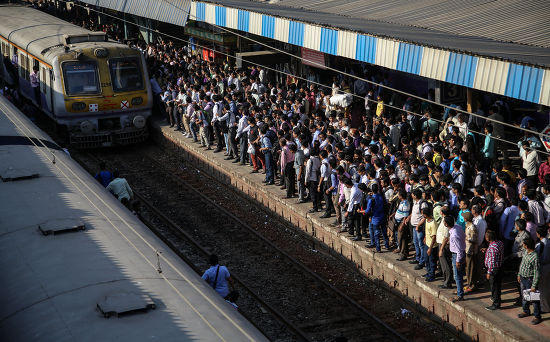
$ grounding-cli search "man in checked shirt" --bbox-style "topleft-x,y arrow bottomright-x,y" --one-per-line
484,230 -> 504,311
517,237 -> 542,325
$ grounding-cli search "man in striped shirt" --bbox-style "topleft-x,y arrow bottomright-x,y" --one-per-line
484,230 -> 504,310
517,237 -> 542,325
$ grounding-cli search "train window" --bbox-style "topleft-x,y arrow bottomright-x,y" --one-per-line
62,61 -> 100,95
108,57 -> 143,92
19,54 -> 29,81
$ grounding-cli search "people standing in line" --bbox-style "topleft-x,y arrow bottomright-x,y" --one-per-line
517,237 -> 542,325
484,230 -> 504,310
259,125 -> 275,185
446,215 -> 466,302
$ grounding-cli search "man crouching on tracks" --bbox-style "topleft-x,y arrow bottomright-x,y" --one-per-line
202,254 -> 238,306
106,170 -> 135,212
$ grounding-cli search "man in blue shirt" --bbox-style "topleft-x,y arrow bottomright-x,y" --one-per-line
482,125 -> 495,160
202,254 -> 234,299
259,125 -> 274,185
362,184 -> 389,252
94,162 -> 113,187
499,199 -> 520,256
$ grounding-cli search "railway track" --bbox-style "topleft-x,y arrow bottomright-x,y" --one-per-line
75,145 -> 409,342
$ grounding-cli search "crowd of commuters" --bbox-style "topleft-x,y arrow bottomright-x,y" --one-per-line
38,0 -> 549,326
144,39 -> 549,324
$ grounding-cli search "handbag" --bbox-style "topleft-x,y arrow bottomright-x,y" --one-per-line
523,289 -> 541,302
247,143 -> 255,155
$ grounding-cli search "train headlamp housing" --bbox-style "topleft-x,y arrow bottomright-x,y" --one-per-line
80,120 -> 94,134
133,115 -> 146,129
94,48 -> 108,58
71,102 -> 86,111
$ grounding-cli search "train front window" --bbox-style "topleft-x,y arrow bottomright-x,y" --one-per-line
62,62 -> 100,95
109,57 -> 143,92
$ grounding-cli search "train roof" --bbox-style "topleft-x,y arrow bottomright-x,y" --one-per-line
0,95 -> 268,342
0,5 -> 131,64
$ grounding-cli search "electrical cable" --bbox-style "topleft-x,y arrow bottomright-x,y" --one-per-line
181,7 -> 548,140
59,0 -> 550,157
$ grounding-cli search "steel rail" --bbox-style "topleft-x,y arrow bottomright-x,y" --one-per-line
138,149 -> 408,342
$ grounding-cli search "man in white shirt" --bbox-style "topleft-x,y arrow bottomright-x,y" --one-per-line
520,141 -> 539,184
106,170 -> 134,210
345,179 -> 363,236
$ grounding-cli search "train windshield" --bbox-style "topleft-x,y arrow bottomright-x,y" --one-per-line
62,61 -> 100,95
109,57 -> 143,92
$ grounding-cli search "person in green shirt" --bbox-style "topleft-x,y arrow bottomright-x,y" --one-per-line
517,237 -> 542,325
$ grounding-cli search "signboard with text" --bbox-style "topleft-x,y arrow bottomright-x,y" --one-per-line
301,47 -> 326,69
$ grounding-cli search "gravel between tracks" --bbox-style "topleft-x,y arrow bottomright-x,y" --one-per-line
75,143 -> 459,342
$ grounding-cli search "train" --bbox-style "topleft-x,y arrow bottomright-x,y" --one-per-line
0,4 -> 152,148
0,94 -> 268,341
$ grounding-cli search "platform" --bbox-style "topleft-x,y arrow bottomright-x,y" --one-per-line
153,118 -> 550,342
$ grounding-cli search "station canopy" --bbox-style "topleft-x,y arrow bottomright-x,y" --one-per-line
78,0 -> 550,106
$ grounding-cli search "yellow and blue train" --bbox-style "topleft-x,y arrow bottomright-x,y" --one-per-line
0,4 -> 152,147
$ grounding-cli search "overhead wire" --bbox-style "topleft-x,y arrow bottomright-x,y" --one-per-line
178,3 -> 550,141
60,0 -> 550,156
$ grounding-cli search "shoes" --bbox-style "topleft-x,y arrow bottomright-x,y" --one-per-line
264,182 -> 274,186
396,256 -> 407,261
206,147 -> 212,150
438,284 -> 452,289
425,277 -> 435,282
414,264 -> 424,270
366,244 -> 376,249
250,170 -> 259,174
531,317 -> 542,325
517,312 -> 530,318
232,159 -> 241,163
225,157 -> 234,160
409,260 -> 419,265
308,209 -> 319,213
485,305 -> 499,311
451,296 -> 464,303
175,127 -> 182,131
422,273 -> 429,277
375,249 -> 381,253
352,236 -> 362,241
280,186 -> 286,190
239,162 -> 246,165
169,124 -> 174,128
213,149 -> 222,153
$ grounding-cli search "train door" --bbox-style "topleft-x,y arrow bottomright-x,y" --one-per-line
40,64 -> 53,114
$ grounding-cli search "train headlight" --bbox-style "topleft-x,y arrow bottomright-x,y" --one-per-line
80,120 -> 94,134
133,115 -> 146,129
131,97 -> 143,105
72,102 -> 86,111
